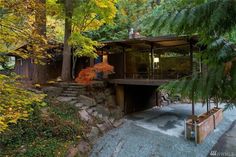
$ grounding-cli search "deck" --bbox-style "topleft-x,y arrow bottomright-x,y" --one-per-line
108,78 -> 174,86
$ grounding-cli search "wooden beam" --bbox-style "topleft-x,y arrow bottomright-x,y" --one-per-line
151,44 -> 154,79
123,47 -> 126,79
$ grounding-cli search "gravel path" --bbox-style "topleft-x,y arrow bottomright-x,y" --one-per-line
90,103 -> 236,157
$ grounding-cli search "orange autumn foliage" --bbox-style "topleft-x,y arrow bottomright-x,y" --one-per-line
75,62 -> 114,84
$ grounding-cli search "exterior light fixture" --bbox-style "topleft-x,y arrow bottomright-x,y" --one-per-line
154,57 -> 159,63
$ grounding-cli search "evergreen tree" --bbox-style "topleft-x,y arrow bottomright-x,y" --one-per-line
143,0 -> 236,109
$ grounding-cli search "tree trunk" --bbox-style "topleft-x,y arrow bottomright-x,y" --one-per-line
61,0 -> 73,81
32,0 -> 47,84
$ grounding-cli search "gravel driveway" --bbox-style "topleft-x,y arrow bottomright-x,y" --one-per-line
90,103 -> 236,157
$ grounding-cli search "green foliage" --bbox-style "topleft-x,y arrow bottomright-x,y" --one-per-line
0,74 -> 45,132
87,0 -> 156,41
0,100 -> 83,156
144,0 -> 236,108
0,0 -> 48,60
47,0 -> 117,58
69,33 -> 100,58
143,0 -> 236,37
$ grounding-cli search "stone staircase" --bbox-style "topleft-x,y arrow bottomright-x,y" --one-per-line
55,82 -> 124,146
57,82 -> 86,102
56,82 -> 114,121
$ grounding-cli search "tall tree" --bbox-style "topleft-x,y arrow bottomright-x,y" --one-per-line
47,0 -> 117,81
61,0 -> 73,81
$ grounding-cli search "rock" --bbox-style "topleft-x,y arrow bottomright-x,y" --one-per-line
69,100 -> 78,105
95,92 -> 105,104
28,88 -> 43,94
87,127 -> 100,143
42,86 -> 63,97
96,123 -> 107,133
95,106 -> 110,118
110,108 -> 123,119
79,95 -> 96,107
78,110 -> 92,122
109,118 -> 115,123
104,89 -> 112,96
77,141 -> 90,154
81,106 -> 89,110
113,119 -> 124,128
107,95 -> 116,106
87,108 -> 95,114
92,111 -> 98,117
66,141 -> 90,157
103,116 -> 109,122
60,93 -> 78,97
57,96 -> 77,102
97,122 -> 113,133
75,103 -> 84,108
98,114 -> 103,119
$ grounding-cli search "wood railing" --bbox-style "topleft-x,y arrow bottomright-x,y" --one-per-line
109,72 -> 191,80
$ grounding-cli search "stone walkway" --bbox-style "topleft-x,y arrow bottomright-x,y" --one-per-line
90,103 -> 236,157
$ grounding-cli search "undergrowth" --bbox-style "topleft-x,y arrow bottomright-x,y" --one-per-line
0,98 -> 86,157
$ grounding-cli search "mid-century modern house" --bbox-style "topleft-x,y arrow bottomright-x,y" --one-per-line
96,35 -> 201,113
8,35 -> 202,113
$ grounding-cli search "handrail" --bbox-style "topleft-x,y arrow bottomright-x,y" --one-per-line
109,72 -> 191,80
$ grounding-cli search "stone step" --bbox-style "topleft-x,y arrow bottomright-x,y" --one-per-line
57,96 -> 78,102
60,93 -> 78,97
68,100 -> 79,105
67,82 -> 86,86
66,87 -> 86,91
63,90 -> 79,94
67,85 -> 86,88
74,102 -> 84,108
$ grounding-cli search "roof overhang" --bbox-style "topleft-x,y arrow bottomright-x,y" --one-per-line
101,35 -> 199,51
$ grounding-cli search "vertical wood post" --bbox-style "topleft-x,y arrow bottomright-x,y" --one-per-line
151,44 -> 154,79
123,47 -> 126,79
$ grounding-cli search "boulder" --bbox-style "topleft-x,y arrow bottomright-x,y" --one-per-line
66,141 -> 90,157
75,103 -> 84,108
96,123 -> 111,133
77,141 -> 90,154
107,95 -> 116,106
57,96 -> 77,102
113,119 -> 124,128
87,127 -> 100,143
79,95 -> 96,107
78,110 -> 92,122
95,106 -> 110,118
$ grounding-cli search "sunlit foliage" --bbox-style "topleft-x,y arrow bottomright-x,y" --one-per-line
0,74 -> 45,132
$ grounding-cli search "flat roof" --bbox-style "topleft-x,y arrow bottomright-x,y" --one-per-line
102,35 -> 198,50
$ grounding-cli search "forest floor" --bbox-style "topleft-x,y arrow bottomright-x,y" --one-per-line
90,103 -> 236,157
0,97 -> 91,157
0,82 -> 123,157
